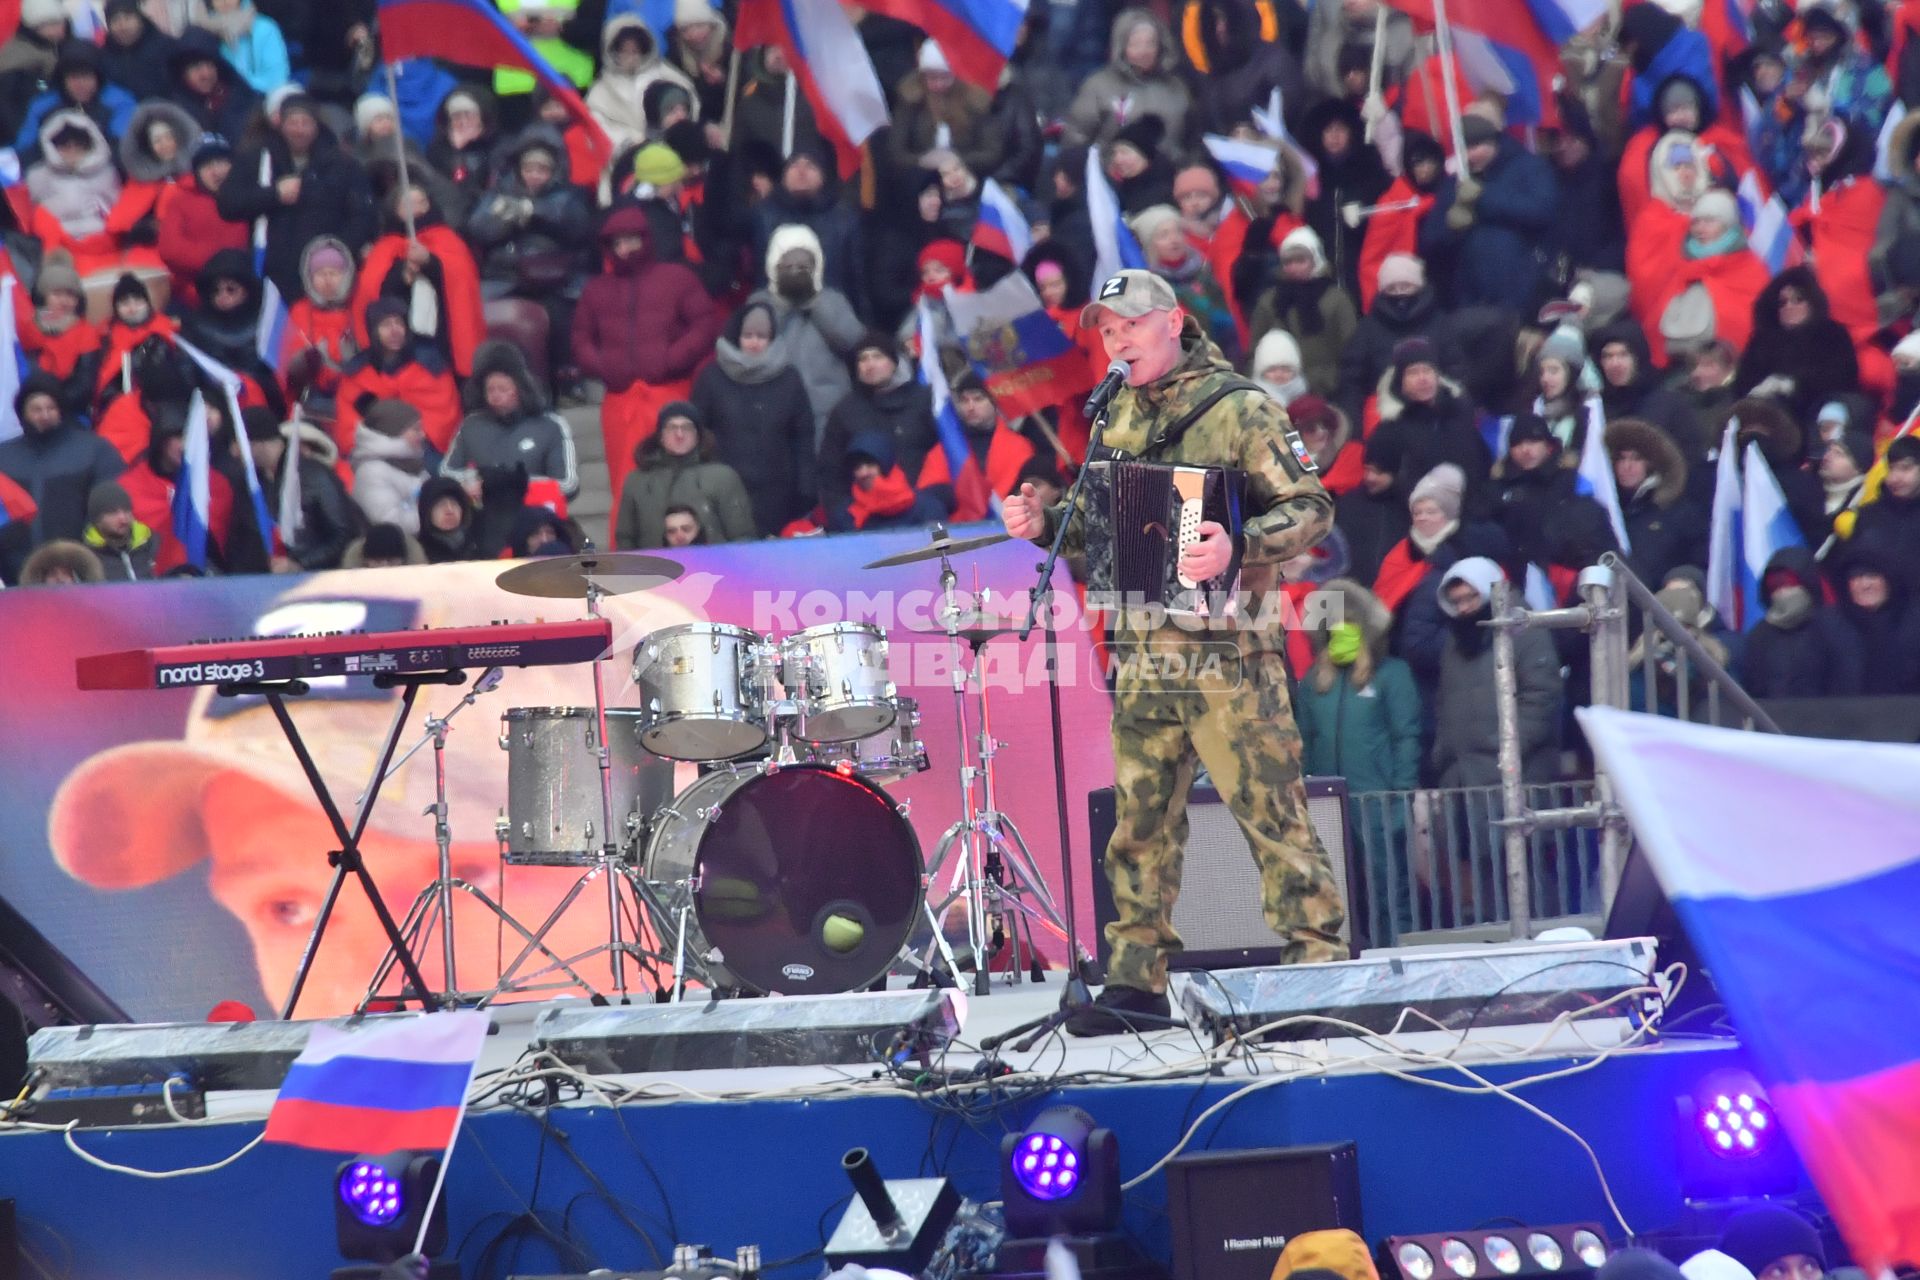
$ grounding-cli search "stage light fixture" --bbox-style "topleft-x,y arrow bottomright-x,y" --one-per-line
1675,1071 -> 1800,1201
333,1152 -> 447,1266
1000,1105 -> 1123,1239
1382,1225 -> 1611,1280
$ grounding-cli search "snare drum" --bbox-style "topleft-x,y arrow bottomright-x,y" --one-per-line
780,622 -> 897,743
806,696 -> 929,782
499,707 -> 675,864
633,622 -> 771,761
644,763 -> 924,994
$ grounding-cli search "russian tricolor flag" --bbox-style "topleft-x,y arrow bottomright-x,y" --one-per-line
972,177 -> 1031,263
1204,135 -> 1279,203
375,0 -> 612,167
264,1012 -> 489,1153
1706,423 -> 1804,630
917,299 -> 993,517
861,0 -> 1026,90
1085,147 -> 1146,291
178,334 -> 277,562
736,0 -> 888,178
172,390 -> 213,570
1572,397 -> 1630,554
1578,706 -> 1920,1275
1384,0 -> 1563,126
943,272 -> 1093,417
1737,169 -> 1797,274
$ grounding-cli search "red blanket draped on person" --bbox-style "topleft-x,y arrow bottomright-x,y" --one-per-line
847,463 -> 920,528
1627,201 -> 1771,366
351,226 -> 487,378
916,426 -> 1035,522
1617,121 -> 1755,230
1791,175 -> 1886,343
1358,177 -> 1434,313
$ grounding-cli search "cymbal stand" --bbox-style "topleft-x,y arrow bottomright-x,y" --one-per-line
487,573 -> 706,1004
920,552 -> 1070,994
363,669 -> 606,1007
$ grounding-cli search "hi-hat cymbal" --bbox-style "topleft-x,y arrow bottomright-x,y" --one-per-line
862,530 -> 1011,570
495,552 -> 684,598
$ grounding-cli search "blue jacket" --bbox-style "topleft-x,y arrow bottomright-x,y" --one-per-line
219,11 -> 291,94
15,85 -> 136,159
1435,138 -> 1558,314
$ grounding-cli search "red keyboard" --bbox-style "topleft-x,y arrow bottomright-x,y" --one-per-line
77,618 -> 613,690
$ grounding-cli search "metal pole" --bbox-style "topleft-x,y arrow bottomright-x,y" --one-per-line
1489,580 -> 1532,940
781,70 -> 797,158
1581,569 -> 1628,916
382,61 -> 419,242
1430,0 -> 1472,164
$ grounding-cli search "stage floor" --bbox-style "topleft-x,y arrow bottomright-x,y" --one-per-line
1,942 -> 1802,1280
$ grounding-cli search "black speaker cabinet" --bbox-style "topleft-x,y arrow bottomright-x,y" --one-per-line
1089,777 -> 1368,968
1165,1143 -> 1363,1280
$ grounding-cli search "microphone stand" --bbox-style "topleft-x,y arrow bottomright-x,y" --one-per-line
982,390 -> 1184,1053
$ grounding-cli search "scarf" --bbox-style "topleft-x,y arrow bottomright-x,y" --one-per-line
1824,474 -> 1864,514
848,466 -> 918,527
1684,228 -> 1745,259
712,334 -> 793,385
1409,518 -> 1458,556
1372,538 -> 1431,613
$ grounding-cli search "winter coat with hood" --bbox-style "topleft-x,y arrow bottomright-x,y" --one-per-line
442,340 -> 580,498
828,427 -> 946,532
99,5 -> 179,104
818,355 -> 938,524
0,377 -> 125,543
1062,10 -> 1193,150
1835,543 -> 1920,693
1302,97 -> 1391,300
165,31 -> 260,142
1295,578 -> 1423,795
1849,476 -> 1920,592
336,329 -> 464,455
614,409 -> 758,550
112,100 -> 201,236
271,422 -> 362,570
1246,230 -> 1356,398
1733,266 -> 1861,425
415,475 -> 479,562
427,86 -> 501,208
1425,135 -> 1558,314
692,301 -> 818,536
1738,546 -> 1865,698
886,66 -> 1003,183
181,248 -> 271,373
1370,376 -> 1495,517
14,40 -> 136,162
748,140 -> 866,308
587,16 -> 699,155
25,111 -> 120,248
1337,283 -> 1461,428
1432,558 -> 1563,787
189,0 -> 289,93
353,191 -> 485,379
352,423 -> 427,535
84,519 -> 157,581
574,204 -> 722,394
216,115 -> 378,301
465,125 -> 594,292
1608,417 -> 1708,587
156,166 -> 250,309
666,0 -> 733,122
1594,319 -> 1706,461
747,224 -> 867,433
731,49 -> 826,177
1177,0 -> 1306,140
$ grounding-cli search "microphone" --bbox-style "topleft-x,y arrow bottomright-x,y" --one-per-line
1083,359 -> 1131,418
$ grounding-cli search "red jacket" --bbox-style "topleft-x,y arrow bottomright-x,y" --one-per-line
1617,121 -> 1756,232
1627,203 -> 1771,365
156,176 -> 250,309
1358,177 -> 1433,313
916,425 -> 1036,522
573,206 -> 722,392
283,300 -> 355,396
32,320 -> 100,381
1791,175 -> 1886,343
334,348 -> 464,454
120,457 -> 235,573
351,226 -> 486,378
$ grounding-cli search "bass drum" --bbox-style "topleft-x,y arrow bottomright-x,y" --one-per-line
645,764 -> 924,995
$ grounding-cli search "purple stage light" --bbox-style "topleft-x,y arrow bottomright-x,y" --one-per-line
1696,1085 -> 1778,1159
338,1160 -> 406,1226
1010,1120 -> 1087,1202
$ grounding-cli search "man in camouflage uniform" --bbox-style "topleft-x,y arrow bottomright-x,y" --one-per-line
1003,270 -> 1347,1036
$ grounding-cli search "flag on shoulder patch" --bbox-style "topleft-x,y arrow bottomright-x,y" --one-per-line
1284,426 -> 1318,473
264,1011 -> 489,1153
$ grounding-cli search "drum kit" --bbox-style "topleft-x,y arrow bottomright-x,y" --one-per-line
366,529 -> 1072,1011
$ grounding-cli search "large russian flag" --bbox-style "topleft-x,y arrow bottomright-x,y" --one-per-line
1384,0 -> 1564,126
1706,426 -> 1804,630
860,0 -> 1026,91
1204,135 -> 1280,203
944,273 -> 1094,417
1085,147 -> 1146,290
736,0 -> 888,179
375,0 -> 611,167
972,177 -> 1031,263
264,1012 -> 489,1153
1578,707 -> 1920,1274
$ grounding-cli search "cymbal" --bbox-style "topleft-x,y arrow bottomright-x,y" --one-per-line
906,617 -> 1031,647
495,552 -> 684,599
862,530 -> 1011,570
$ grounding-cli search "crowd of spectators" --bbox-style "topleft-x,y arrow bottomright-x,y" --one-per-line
2,0 -> 1919,738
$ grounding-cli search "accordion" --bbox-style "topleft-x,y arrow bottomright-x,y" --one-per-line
1082,459 -> 1247,617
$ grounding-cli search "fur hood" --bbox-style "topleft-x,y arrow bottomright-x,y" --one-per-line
299,235 -> 356,306
1305,577 -> 1393,653
36,109 -> 113,176
119,100 -> 201,184
764,222 -> 827,295
1105,8 -> 1179,76
1604,418 -> 1687,507
1372,365 -> 1465,423
282,418 -> 340,469
600,13 -> 665,66
494,123 -> 573,192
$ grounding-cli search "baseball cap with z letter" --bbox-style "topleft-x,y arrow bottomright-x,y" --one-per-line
1080,269 -> 1179,328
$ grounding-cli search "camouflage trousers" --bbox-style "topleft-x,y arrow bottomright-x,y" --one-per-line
1103,634 -> 1346,993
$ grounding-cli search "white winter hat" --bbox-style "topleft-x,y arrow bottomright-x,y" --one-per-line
918,40 -> 950,73
1437,555 -> 1506,614
353,93 -> 397,136
1279,225 -> 1329,275
1690,187 -> 1740,232
1253,329 -> 1303,378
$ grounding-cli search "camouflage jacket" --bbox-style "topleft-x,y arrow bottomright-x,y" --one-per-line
1037,318 -> 1334,645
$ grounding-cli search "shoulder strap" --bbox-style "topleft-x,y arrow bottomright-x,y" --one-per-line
1145,376 -> 1269,456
